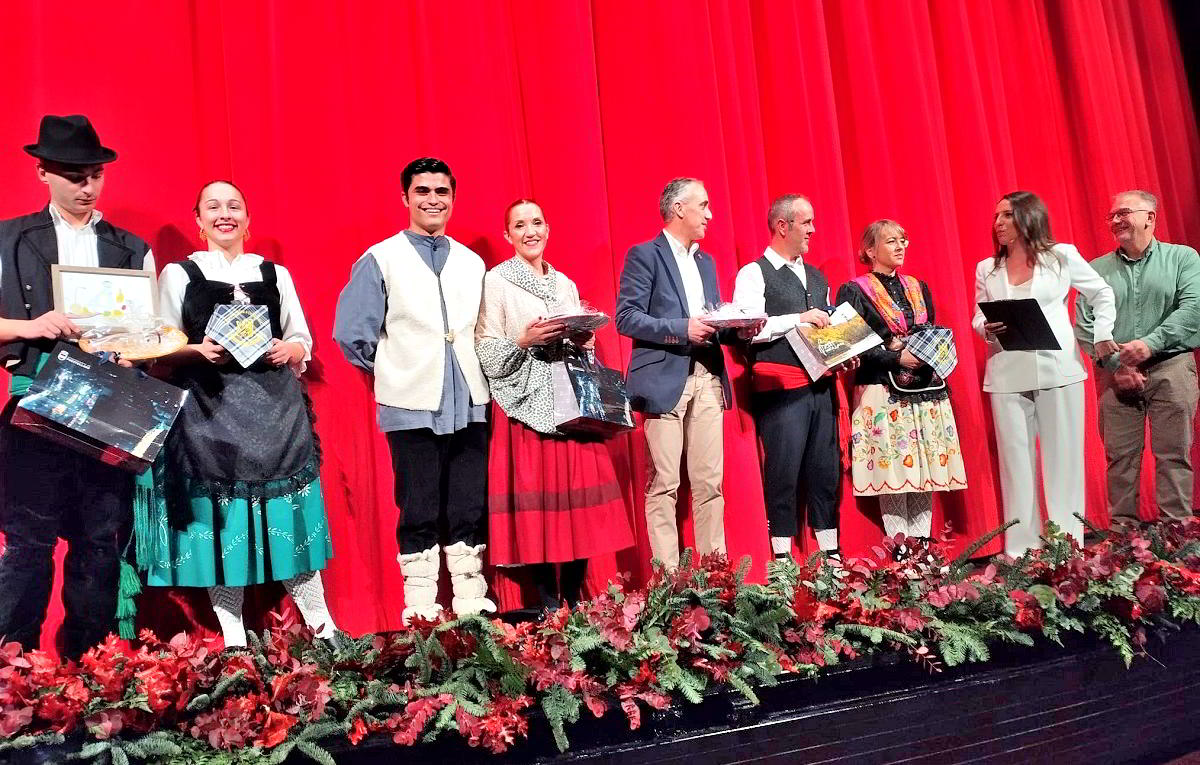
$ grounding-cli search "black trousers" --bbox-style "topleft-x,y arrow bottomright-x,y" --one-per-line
0,400 -> 132,659
386,423 -> 488,554
752,384 -> 840,537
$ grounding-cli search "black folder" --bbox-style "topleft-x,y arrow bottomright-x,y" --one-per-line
977,299 -> 1061,351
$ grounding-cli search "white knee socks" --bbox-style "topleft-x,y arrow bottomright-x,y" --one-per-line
283,571 -> 338,639
209,572 -> 338,647
208,585 -> 247,648
880,492 -> 934,539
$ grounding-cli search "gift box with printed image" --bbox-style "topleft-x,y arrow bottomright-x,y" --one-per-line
12,342 -> 189,472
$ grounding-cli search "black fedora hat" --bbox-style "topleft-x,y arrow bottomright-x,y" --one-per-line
23,114 -> 118,165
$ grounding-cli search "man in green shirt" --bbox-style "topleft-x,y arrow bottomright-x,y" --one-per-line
1076,190 -> 1200,528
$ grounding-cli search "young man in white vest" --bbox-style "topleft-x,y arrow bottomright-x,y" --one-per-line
334,157 -> 495,623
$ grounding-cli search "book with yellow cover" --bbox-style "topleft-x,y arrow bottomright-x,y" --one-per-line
784,302 -> 883,378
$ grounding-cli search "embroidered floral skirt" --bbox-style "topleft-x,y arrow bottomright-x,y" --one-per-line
145,476 -> 333,588
849,384 -> 967,496
488,403 -> 634,565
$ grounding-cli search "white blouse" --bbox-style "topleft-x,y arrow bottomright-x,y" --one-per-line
158,251 -> 313,370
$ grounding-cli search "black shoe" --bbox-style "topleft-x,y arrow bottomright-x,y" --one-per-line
319,631 -> 348,653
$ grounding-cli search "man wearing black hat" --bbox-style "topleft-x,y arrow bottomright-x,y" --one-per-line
0,114 -> 155,658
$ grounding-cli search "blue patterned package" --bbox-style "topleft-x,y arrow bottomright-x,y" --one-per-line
550,351 -> 634,437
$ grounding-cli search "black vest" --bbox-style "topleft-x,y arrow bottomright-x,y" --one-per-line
0,207 -> 149,376
177,259 -> 285,344
750,255 -> 829,368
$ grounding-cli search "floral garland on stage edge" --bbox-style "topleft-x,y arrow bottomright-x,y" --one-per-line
3,519 -> 1200,764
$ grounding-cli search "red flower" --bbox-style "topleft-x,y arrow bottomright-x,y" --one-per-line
583,588 -> 645,651
1105,598 -> 1143,622
348,716 -> 369,745
34,675 -> 89,733
455,695 -> 533,754
1009,590 -> 1045,630
269,665 -> 333,722
391,694 -> 453,746
79,635 -> 135,702
254,710 -> 297,749
0,706 -> 33,737
669,606 -> 711,644
1134,572 -> 1167,615
188,693 -> 266,750
135,664 -> 179,715
792,587 -> 840,623
85,709 -> 127,740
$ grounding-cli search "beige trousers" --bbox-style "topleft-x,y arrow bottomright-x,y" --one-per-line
642,369 -> 727,568
1097,353 -> 1198,522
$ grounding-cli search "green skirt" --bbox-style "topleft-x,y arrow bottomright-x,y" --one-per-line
145,477 -> 333,588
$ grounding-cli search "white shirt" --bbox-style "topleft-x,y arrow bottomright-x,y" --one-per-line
733,246 -> 828,343
158,251 -> 313,370
662,229 -> 705,317
0,204 -> 156,284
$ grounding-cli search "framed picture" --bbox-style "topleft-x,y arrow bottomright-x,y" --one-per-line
52,264 -> 159,328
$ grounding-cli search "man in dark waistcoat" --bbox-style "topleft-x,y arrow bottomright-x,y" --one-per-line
733,194 -> 849,559
0,115 -> 154,658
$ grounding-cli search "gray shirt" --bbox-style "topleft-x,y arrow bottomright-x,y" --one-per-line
333,230 -> 486,434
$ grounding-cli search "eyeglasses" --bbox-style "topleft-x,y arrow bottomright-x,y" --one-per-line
1104,209 -> 1152,222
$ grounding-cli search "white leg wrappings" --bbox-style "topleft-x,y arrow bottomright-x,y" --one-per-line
398,545 -> 444,624
444,541 -> 497,616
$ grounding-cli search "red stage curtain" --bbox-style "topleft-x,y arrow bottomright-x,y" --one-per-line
0,0 -> 1197,647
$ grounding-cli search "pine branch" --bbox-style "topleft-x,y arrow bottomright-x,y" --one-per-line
295,741 -> 338,765
268,742 -> 297,765
541,684 -> 582,752
949,520 -> 1018,578
0,732 -> 65,752
727,671 -> 759,706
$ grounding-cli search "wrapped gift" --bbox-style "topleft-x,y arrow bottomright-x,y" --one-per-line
12,343 -> 189,472
78,318 -> 188,360
550,351 -> 634,437
544,299 -> 610,332
699,302 -> 768,329
205,303 -> 272,368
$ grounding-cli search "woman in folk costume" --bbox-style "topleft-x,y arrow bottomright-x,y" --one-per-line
836,220 -> 967,548
476,199 -> 634,609
144,180 -> 337,647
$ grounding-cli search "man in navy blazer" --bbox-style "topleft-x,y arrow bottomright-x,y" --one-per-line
617,177 -> 757,568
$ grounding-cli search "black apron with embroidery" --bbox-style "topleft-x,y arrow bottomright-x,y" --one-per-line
165,260 -> 319,499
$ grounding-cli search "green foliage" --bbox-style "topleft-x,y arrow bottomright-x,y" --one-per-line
931,620 -> 992,666
294,740 -> 337,765
1091,612 -> 1136,666
947,520 -> 1017,579
657,658 -> 706,703
542,684 -> 582,752
0,732 -> 65,752
7,521 -> 1200,762
1170,597 -> 1200,625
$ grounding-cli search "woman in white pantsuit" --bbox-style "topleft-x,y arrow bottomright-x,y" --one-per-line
972,191 -> 1118,556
